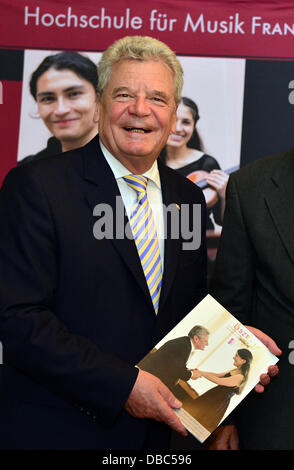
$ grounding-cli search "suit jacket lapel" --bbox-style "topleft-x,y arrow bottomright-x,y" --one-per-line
158,161 -> 182,313
82,137 -> 153,307
264,151 -> 294,264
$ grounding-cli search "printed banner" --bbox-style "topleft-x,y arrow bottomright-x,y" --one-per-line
2,1 -> 294,58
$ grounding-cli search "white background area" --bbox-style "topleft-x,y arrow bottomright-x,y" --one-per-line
179,56 -> 245,171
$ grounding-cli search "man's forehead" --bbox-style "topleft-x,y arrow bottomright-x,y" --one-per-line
106,59 -> 174,90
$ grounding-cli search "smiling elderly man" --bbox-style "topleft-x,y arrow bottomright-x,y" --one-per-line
0,36 -> 208,450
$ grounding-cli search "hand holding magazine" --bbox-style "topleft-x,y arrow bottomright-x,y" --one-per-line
137,295 -> 279,443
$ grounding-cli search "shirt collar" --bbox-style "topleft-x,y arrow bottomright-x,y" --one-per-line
99,140 -> 161,189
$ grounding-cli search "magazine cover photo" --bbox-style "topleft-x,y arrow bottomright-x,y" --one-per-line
138,295 -> 278,443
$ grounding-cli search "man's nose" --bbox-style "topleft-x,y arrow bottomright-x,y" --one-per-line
129,96 -> 151,117
54,97 -> 71,115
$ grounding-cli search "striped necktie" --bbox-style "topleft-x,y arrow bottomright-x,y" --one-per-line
123,175 -> 162,314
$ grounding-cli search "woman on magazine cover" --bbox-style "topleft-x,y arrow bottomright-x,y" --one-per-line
183,349 -> 253,432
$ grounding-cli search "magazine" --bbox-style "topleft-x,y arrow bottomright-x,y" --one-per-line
137,294 -> 279,443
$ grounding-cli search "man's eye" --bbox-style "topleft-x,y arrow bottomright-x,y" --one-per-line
68,91 -> 82,98
151,97 -> 166,105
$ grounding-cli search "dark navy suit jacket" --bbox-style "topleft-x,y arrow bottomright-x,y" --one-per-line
0,136 -> 207,449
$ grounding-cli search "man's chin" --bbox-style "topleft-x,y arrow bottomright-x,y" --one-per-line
120,146 -> 157,160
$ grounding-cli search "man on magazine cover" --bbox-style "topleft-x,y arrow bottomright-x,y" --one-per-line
139,325 -> 209,390
0,36 -> 208,450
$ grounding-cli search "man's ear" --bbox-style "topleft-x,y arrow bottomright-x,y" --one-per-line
93,93 -> 100,123
192,335 -> 199,347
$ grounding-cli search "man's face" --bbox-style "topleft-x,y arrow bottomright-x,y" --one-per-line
36,68 -> 98,150
192,334 -> 209,351
97,59 -> 177,170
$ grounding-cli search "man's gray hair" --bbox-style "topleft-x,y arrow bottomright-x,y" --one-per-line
188,325 -> 210,339
97,35 -> 183,106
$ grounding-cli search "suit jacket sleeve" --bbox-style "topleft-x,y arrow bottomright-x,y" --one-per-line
160,339 -> 192,382
211,174 -> 255,325
0,166 -> 138,426
210,175 -> 256,428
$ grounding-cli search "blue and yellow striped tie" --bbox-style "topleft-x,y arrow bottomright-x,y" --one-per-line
123,175 -> 162,314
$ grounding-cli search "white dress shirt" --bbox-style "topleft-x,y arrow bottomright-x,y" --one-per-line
99,141 -> 165,267
186,339 -> 196,367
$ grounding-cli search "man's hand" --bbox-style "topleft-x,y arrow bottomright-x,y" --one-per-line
205,425 -> 239,450
124,370 -> 188,436
246,325 -> 281,392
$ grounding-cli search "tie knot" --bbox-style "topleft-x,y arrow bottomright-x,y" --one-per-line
123,175 -> 148,194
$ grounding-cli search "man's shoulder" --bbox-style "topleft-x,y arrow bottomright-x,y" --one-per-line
10,147 -> 80,186
2,148 -> 89,209
160,160 -> 199,187
231,149 -> 294,188
162,336 -> 190,348
10,136 -> 100,187
18,137 -> 62,166
158,160 -> 205,202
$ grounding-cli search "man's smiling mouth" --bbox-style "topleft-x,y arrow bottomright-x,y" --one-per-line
124,127 -> 151,133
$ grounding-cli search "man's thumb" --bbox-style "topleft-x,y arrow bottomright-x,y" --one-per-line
165,391 -> 182,409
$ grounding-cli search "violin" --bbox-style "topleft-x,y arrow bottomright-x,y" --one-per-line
186,170 -> 209,185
